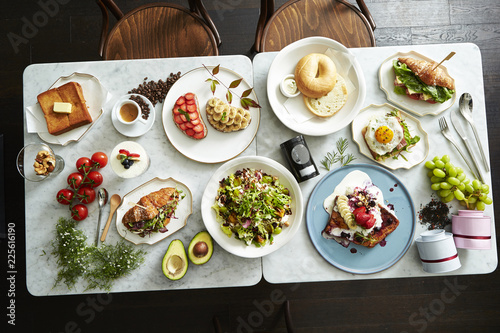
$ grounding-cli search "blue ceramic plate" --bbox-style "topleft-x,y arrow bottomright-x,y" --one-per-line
306,164 -> 415,274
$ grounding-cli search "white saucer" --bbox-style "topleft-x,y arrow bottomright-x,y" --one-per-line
111,94 -> 155,137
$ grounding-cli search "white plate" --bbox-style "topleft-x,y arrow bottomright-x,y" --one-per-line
378,51 -> 456,117
116,177 -> 193,245
201,156 -> 304,258
162,66 -> 260,164
33,72 -> 109,145
111,94 -> 155,137
266,36 -> 366,136
351,103 -> 429,170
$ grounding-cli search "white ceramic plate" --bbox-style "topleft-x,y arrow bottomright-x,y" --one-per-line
266,36 -> 366,136
162,66 -> 260,164
201,156 -> 304,258
116,177 -> 193,245
378,51 -> 456,117
352,103 -> 429,170
33,72 -> 109,145
111,94 -> 155,137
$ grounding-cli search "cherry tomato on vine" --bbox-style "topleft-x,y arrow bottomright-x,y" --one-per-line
91,152 -> 108,168
71,204 -> 88,221
85,171 -> 103,188
56,189 -> 74,205
77,187 -> 96,204
67,172 -> 84,189
76,157 -> 92,174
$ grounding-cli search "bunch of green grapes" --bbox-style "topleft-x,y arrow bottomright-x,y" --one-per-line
424,155 -> 492,210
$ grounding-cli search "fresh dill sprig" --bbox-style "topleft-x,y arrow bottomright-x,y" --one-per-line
51,217 -> 147,291
84,242 -> 146,292
320,137 -> 356,171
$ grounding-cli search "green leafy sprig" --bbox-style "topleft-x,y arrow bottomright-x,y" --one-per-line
320,137 -> 356,171
51,217 -> 146,292
203,64 -> 261,110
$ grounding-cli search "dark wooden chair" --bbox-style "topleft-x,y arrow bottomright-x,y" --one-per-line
96,0 -> 221,60
213,300 -> 295,332
253,0 -> 376,52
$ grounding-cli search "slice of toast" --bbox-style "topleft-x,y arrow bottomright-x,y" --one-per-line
37,81 -> 92,135
57,82 -> 92,128
322,200 -> 400,248
37,87 -> 71,135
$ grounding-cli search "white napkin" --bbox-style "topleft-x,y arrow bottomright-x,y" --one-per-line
283,48 -> 358,124
25,73 -> 112,144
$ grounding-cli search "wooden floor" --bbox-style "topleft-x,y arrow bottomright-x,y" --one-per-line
2,0 -> 500,332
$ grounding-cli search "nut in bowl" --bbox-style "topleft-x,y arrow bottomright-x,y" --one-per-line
16,143 -> 65,181
201,156 -> 303,258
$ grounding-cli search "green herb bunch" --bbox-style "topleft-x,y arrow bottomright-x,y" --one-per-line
321,137 -> 356,171
51,217 -> 146,292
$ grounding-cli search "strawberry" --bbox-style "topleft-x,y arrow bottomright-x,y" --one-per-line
193,131 -> 205,139
172,93 -> 207,140
193,124 -> 204,133
353,207 -> 365,216
364,216 -> 376,229
355,212 -> 371,226
176,96 -> 185,105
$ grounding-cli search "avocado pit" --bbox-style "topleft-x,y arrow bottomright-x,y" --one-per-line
193,241 -> 208,258
188,231 -> 213,265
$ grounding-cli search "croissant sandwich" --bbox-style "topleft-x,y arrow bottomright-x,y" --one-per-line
393,56 -> 455,104
122,187 -> 182,237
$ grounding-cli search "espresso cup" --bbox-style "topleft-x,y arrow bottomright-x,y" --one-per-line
415,229 -> 461,274
116,99 -> 147,125
452,210 -> 491,250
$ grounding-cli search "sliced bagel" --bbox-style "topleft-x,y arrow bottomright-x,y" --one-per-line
303,75 -> 348,117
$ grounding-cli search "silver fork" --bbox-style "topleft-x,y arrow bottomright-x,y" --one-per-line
439,117 -> 480,181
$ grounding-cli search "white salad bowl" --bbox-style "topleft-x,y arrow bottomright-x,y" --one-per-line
201,156 -> 304,258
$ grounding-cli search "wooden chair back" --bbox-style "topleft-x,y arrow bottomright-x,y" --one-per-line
97,0 -> 221,60
254,0 -> 376,52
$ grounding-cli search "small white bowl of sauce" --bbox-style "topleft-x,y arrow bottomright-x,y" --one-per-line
280,74 -> 300,98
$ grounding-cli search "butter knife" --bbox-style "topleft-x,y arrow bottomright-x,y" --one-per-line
450,109 -> 484,182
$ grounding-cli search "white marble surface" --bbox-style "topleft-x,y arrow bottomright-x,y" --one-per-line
23,55 -> 262,296
254,43 -> 497,283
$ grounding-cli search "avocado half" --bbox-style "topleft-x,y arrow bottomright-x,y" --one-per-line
188,231 -> 213,265
162,239 -> 188,280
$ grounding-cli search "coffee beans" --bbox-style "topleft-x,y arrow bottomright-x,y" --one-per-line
128,72 -> 181,106
129,95 -> 151,120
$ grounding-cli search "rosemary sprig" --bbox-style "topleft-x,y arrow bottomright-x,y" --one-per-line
203,64 -> 261,110
320,137 -> 356,171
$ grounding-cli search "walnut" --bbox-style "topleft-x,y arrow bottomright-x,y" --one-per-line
33,150 -> 56,175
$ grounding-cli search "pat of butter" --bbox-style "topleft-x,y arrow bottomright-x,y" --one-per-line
53,102 -> 72,113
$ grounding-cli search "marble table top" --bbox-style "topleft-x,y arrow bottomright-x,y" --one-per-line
22,43 -> 497,296
23,55 -> 262,296
253,43 -> 497,283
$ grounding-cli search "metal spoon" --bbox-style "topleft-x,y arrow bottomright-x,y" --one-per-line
459,93 -> 490,172
95,188 -> 108,246
100,194 -> 122,243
